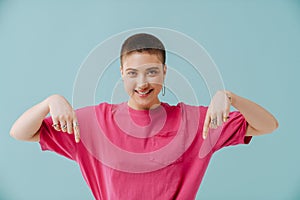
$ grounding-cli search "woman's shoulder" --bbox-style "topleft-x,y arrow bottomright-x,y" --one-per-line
74,102 -> 116,113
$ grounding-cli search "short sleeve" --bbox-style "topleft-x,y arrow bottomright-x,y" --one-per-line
213,111 -> 252,152
39,116 -> 77,161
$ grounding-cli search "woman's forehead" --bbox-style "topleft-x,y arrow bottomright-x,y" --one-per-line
122,52 -> 162,69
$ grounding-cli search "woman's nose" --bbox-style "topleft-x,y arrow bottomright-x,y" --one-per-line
137,82 -> 149,89
137,75 -> 149,89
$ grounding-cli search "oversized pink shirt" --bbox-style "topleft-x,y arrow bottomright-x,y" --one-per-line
39,102 -> 251,200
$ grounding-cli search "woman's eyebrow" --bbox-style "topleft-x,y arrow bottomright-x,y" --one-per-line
125,68 -> 138,71
125,66 -> 160,71
145,66 -> 160,71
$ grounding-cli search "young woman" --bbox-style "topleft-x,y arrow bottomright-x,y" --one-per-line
10,33 -> 278,200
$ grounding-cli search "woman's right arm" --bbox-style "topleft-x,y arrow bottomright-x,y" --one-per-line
10,94 -> 80,143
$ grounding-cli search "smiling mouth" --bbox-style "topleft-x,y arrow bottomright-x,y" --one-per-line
135,89 -> 154,96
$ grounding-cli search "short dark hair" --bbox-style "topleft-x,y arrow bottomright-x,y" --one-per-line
120,33 -> 166,66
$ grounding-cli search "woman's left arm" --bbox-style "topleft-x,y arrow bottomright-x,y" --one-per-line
227,91 -> 279,136
202,90 -> 279,139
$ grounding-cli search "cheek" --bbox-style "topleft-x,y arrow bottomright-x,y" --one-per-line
123,79 -> 135,91
149,76 -> 164,87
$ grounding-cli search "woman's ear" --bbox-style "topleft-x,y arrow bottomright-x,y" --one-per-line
163,64 -> 167,76
120,66 -> 124,78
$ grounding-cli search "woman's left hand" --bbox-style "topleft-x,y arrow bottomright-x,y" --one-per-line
202,90 -> 232,139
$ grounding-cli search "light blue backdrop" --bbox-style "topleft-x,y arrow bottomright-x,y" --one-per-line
0,0 -> 298,199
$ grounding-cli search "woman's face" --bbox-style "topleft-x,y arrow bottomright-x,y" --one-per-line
121,52 -> 167,110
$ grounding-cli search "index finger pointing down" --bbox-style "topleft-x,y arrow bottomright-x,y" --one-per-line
202,113 -> 210,139
73,121 -> 80,143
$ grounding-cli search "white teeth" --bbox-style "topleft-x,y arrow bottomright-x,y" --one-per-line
139,91 -> 148,95
137,90 -> 151,95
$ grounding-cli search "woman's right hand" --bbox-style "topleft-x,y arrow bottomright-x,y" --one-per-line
10,94 -> 80,143
47,94 -> 80,143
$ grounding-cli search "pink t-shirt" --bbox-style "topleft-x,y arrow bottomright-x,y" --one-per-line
39,102 -> 251,200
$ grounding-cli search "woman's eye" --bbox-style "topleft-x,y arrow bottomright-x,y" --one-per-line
147,70 -> 158,76
127,71 -> 137,76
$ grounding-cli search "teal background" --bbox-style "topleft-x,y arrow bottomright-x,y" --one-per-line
0,0 -> 299,199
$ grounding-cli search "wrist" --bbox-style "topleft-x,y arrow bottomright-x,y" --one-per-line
42,96 -> 53,114
225,90 -> 233,105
